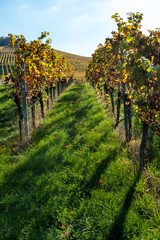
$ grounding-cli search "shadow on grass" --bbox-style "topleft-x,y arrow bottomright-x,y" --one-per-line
0,139 -> 68,239
0,85 -> 14,103
1,134 -> 69,191
0,83 -> 110,238
0,92 -> 12,104
0,90 -> 18,145
0,104 -> 18,127
81,150 -> 117,199
0,85 -> 8,94
106,170 -> 141,240
32,83 -> 100,146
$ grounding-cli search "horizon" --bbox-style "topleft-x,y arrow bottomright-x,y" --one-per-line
1,0 -> 160,57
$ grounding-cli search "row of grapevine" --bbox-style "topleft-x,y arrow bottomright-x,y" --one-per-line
6,32 -> 74,141
86,12 -> 160,169
0,51 -> 16,77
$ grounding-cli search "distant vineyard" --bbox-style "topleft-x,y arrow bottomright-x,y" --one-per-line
57,50 -> 91,79
0,47 -> 90,80
0,47 -> 16,78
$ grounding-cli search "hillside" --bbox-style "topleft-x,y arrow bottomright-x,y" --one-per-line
57,50 -> 91,79
56,49 -> 91,61
0,46 -> 16,79
0,46 -> 90,81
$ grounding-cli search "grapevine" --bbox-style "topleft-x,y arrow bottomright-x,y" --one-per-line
86,12 -> 160,169
6,32 -> 73,140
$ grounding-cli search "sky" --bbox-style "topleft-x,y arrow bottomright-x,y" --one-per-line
1,0 -> 160,57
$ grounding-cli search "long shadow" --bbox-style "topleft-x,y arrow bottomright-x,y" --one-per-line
0,139 -> 68,195
0,85 -> 13,102
0,138 -> 70,239
0,83 -> 117,238
66,149 -> 118,209
0,87 -> 17,128
0,99 -> 18,145
32,84 -> 99,146
0,93 -> 11,103
106,170 -> 141,240
0,85 -> 8,94
0,106 -> 104,238
81,150 -> 117,199
0,85 -> 85,187
30,86 -> 82,144
0,104 -> 18,126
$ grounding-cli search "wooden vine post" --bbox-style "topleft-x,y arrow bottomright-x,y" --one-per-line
120,47 -> 129,142
22,51 -> 29,139
140,121 -> 149,170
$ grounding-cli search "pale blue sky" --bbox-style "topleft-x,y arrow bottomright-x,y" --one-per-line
1,0 -> 160,56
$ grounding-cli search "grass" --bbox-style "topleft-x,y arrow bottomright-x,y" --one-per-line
0,83 -> 160,239
0,84 -> 19,146
0,85 -> 18,140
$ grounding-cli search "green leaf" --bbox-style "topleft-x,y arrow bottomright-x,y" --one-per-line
126,35 -> 134,43
147,67 -> 152,73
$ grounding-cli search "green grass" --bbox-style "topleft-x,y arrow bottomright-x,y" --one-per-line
0,84 -> 20,184
0,85 -> 18,142
0,83 -> 160,239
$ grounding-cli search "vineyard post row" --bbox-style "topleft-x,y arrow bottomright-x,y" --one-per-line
22,51 -> 29,138
6,32 -> 74,141
85,12 -> 160,170
120,47 -> 129,142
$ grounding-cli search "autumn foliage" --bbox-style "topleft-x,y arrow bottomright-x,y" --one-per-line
7,32 -> 73,140
86,12 -> 160,168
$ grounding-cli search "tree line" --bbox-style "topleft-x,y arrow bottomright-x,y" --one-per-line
0,36 -> 10,46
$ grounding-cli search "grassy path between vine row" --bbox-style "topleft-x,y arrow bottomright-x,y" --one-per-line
0,83 -> 160,240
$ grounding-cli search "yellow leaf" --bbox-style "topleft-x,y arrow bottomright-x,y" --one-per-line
117,54 -> 121,60
64,145 -> 70,148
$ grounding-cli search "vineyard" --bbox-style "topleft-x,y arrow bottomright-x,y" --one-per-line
0,47 -> 16,78
0,47 -> 90,81
0,12 -> 160,240
57,50 -> 91,79
0,82 -> 160,240
86,12 -> 160,170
